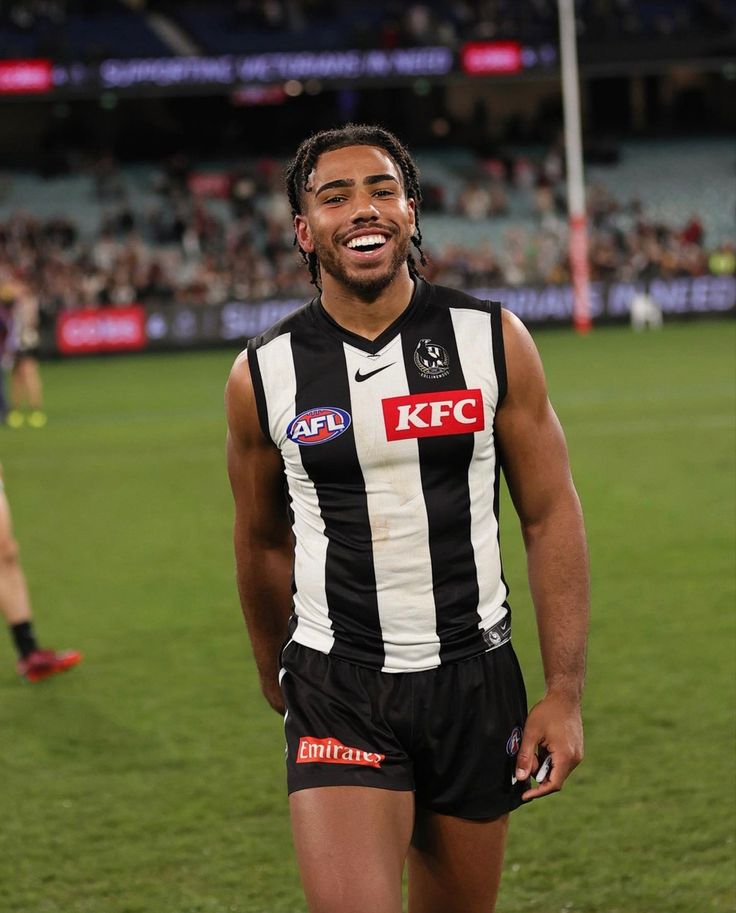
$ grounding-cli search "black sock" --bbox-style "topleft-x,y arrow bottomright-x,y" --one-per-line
10,621 -> 39,659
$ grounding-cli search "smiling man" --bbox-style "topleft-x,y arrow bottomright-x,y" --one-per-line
225,124 -> 589,913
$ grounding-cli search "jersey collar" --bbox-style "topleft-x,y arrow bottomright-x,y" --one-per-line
311,278 -> 431,355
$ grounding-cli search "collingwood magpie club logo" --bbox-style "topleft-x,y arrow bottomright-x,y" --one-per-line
414,339 -> 450,379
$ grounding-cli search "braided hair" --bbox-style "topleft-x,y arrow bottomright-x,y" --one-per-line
284,123 -> 428,290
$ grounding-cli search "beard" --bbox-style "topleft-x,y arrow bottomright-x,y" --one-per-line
313,230 -> 413,301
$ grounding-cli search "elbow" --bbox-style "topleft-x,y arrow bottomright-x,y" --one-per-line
519,491 -> 584,548
520,518 -> 545,550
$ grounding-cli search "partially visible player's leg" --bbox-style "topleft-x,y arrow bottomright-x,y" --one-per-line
405,642 -> 529,912
0,477 -> 33,626
0,471 -> 81,681
290,786 -> 413,913
407,809 -> 509,913
10,356 -> 46,428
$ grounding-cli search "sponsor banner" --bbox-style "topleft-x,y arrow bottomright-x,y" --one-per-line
56,306 -> 146,355
143,299 -> 304,350
0,59 -> 52,94
45,275 -> 734,357
43,44 -> 557,98
187,171 -> 231,198
297,736 -> 385,768
231,85 -> 286,106
383,389 -> 484,441
96,48 -> 454,90
461,41 -> 523,75
468,274 -> 735,323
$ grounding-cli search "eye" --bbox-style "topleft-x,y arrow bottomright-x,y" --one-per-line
324,195 -> 346,205
373,189 -> 395,197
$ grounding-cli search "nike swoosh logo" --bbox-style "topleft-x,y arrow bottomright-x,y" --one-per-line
354,363 -> 394,383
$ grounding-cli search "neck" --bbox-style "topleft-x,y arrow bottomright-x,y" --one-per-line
319,268 -> 416,341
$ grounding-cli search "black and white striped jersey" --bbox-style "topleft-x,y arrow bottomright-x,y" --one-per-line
247,278 -> 511,673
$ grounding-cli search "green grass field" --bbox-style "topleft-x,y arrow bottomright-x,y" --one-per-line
1,321 -> 734,913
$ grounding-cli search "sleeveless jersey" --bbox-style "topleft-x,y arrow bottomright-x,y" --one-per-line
247,278 -> 511,673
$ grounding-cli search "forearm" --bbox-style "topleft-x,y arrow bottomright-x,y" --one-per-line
235,534 -> 294,689
522,490 -> 589,702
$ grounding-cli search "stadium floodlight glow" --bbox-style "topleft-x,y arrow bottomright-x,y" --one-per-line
284,80 -> 303,97
558,0 -> 593,333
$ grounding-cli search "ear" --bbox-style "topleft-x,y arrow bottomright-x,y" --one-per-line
294,215 -> 314,253
407,197 -> 416,236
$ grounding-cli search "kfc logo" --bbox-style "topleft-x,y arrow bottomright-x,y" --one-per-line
297,737 -> 385,768
382,389 -> 484,441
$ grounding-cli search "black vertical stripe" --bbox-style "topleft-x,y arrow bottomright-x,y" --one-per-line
490,300 -> 510,611
290,333 -> 384,668
245,341 -> 271,442
489,302 -> 507,404
401,303 -> 486,663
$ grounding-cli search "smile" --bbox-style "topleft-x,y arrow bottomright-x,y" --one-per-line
345,234 -> 388,253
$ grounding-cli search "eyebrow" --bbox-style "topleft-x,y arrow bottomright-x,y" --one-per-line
313,173 -> 400,197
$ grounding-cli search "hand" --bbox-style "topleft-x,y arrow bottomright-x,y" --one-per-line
515,691 -> 584,801
260,677 -> 286,716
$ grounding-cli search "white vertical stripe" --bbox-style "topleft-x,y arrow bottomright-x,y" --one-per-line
450,309 -> 509,630
257,333 -> 334,654
343,339 -> 440,672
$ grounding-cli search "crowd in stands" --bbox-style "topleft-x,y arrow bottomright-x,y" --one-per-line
2,0 -> 735,62
0,148 -> 732,319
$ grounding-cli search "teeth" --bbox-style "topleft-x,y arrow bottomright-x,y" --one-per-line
347,235 -> 387,249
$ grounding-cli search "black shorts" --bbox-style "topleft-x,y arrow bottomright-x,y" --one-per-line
280,640 -> 529,820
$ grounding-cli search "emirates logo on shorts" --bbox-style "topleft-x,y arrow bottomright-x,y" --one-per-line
297,736 -> 385,768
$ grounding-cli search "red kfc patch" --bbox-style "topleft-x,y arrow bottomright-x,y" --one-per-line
382,389 -> 484,441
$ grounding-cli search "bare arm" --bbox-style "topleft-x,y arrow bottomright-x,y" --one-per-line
495,309 -> 590,800
225,351 -> 294,714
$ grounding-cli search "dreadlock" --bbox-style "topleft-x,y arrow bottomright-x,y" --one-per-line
284,123 -> 428,291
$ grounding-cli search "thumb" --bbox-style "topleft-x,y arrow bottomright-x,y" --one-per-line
515,726 -> 540,780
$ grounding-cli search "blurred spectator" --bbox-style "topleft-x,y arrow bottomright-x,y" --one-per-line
0,146 -> 730,313
4,0 -> 735,62
709,242 -> 736,276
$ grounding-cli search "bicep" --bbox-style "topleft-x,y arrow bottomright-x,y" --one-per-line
495,311 -> 576,527
225,353 -> 291,548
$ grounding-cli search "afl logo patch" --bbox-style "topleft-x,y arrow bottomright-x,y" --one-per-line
506,727 -> 522,757
287,407 -> 351,446
414,338 -> 450,379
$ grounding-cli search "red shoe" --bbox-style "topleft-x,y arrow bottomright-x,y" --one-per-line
17,648 -> 83,682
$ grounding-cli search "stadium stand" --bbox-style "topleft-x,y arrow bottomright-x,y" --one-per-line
0,138 -> 732,310
0,1 -> 171,60
1,0 -> 734,60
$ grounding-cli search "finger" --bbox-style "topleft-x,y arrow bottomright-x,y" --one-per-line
521,779 -> 560,801
521,759 -> 570,801
515,731 -> 541,781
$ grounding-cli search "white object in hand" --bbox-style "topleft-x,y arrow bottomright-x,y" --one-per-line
535,755 -> 552,784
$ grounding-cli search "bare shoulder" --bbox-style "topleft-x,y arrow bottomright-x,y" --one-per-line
225,349 -> 253,402
500,308 -> 548,407
225,349 -> 261,445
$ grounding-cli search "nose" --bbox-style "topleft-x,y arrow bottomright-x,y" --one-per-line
350,191 -> 380,222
